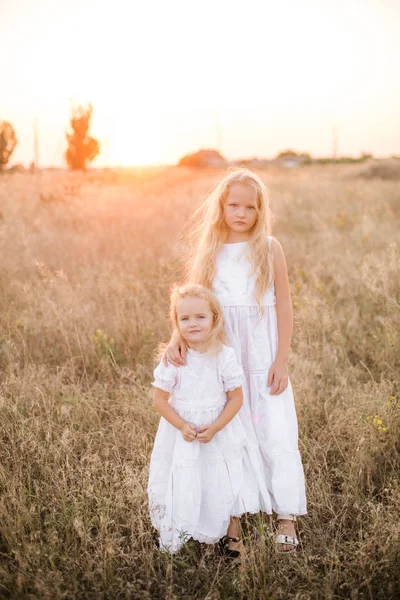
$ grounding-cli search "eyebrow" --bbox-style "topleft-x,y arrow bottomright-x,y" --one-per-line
228,200 -> 256,206
179,313 -> 207,317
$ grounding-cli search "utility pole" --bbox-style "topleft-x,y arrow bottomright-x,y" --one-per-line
332,125 -> 339,162
33,116 -> 39,170
215,111 -> 222,153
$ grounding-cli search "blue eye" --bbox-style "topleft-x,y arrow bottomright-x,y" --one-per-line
248,206 -> 256,210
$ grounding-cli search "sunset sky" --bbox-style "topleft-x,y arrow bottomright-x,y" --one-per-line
1,0 -> 399,167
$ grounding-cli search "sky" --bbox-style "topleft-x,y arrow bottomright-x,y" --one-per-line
1,0 -> 400,167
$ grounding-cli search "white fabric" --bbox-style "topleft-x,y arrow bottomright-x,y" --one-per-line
148,345 -> 266,554
212,237 -> 307,517
214,240 -> 276,307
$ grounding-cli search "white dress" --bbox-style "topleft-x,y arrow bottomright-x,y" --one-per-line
148,344 -> 263,554
213,237 -> 307,516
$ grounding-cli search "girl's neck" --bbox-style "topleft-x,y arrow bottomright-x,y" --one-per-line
225,230 -> 251,244
186,341 -> 210,354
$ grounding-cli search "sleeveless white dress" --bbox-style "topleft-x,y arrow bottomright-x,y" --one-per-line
148,345 -> 265,554
212,237 -> 307,516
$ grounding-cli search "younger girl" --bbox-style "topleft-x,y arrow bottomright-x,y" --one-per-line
164,168 -> 307,552
148,283 -> 261,555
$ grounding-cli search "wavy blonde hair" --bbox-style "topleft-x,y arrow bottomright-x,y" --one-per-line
169,283 -> 226,355
182,167 -> 274,310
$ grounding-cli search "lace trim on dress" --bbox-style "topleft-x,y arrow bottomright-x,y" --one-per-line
157,522 -> 231,552
242,367 -> 269,376
149,501 -> 166,519
231,505 -> 268,517
223,374 -> 245,392
191,529 -> 228,545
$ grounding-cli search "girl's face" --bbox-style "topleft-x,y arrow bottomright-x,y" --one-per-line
223,182 -> 258,235
175,295 -> 214,348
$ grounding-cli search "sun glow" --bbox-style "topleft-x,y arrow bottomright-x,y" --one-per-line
2,0 -> 400,167
99,116 -> 163,167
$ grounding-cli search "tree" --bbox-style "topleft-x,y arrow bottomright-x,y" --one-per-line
65,103 -> 99,170
277,149 -> 311,161
0,121 -> 18,171
277,149 -> 297,158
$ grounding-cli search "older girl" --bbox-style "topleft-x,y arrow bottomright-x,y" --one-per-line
164,169 -> 307,552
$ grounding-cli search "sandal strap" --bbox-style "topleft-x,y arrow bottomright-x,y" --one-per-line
275,534 -> 299,546
224,536 -> 240,543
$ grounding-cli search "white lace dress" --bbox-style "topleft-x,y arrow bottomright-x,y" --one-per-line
213,237 -> 307,516
148,344 -> 262,553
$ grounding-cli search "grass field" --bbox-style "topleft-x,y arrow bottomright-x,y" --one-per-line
0,164 -> 399,599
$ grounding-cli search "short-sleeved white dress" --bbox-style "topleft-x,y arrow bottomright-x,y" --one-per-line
213,237 -> 307,516
148,344 -> 265,553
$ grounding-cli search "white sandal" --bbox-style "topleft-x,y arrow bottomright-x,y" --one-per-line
275,514 -> 299,553
275,533 -> 299,552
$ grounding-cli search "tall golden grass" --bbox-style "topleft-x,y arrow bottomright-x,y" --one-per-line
0,165 -> 399,599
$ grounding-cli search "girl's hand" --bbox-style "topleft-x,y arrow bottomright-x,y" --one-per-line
162,331 -> 187,367
180,422 -> 197,442
267,360 -> 289,395
197,424 -> 217,443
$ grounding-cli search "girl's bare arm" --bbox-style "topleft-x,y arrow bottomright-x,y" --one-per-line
272,238 -> 293,363
153,388 -> 196,441
268,238 -> 292,395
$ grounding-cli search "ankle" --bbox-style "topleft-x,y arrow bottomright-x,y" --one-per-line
279,519 -> 294,525
278,520 -> 296,531
227,518 -> 240,539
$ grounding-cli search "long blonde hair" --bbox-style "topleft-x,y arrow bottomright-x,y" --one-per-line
170,283 -> 226,355
182,168 -> 274,309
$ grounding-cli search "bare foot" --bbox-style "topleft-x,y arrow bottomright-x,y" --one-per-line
276,519 -> 297,552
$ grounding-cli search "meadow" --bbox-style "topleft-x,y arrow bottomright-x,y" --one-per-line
0,164 -> 399,599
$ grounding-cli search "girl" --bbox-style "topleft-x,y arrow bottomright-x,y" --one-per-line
148,283 -> 262,555
163,168 -> 307,552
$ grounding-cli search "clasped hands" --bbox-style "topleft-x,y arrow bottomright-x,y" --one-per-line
180,422 -> 216,443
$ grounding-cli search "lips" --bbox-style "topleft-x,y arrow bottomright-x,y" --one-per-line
235,221 -> 246,225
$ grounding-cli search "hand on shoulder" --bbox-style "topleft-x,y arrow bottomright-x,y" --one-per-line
162,331 -> 187,367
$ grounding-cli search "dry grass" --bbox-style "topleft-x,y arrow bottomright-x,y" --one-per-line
355,159 -> 400,181
0,165 -> 399,599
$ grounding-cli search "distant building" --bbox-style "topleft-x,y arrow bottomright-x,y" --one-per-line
232,157 -> 270,169
232,152 -> 312,169
178,149 -> 227,168
274,157 -> 301,168
273,151 -> 311,168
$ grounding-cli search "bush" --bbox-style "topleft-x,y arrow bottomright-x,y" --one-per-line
0,121 -> 18,170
